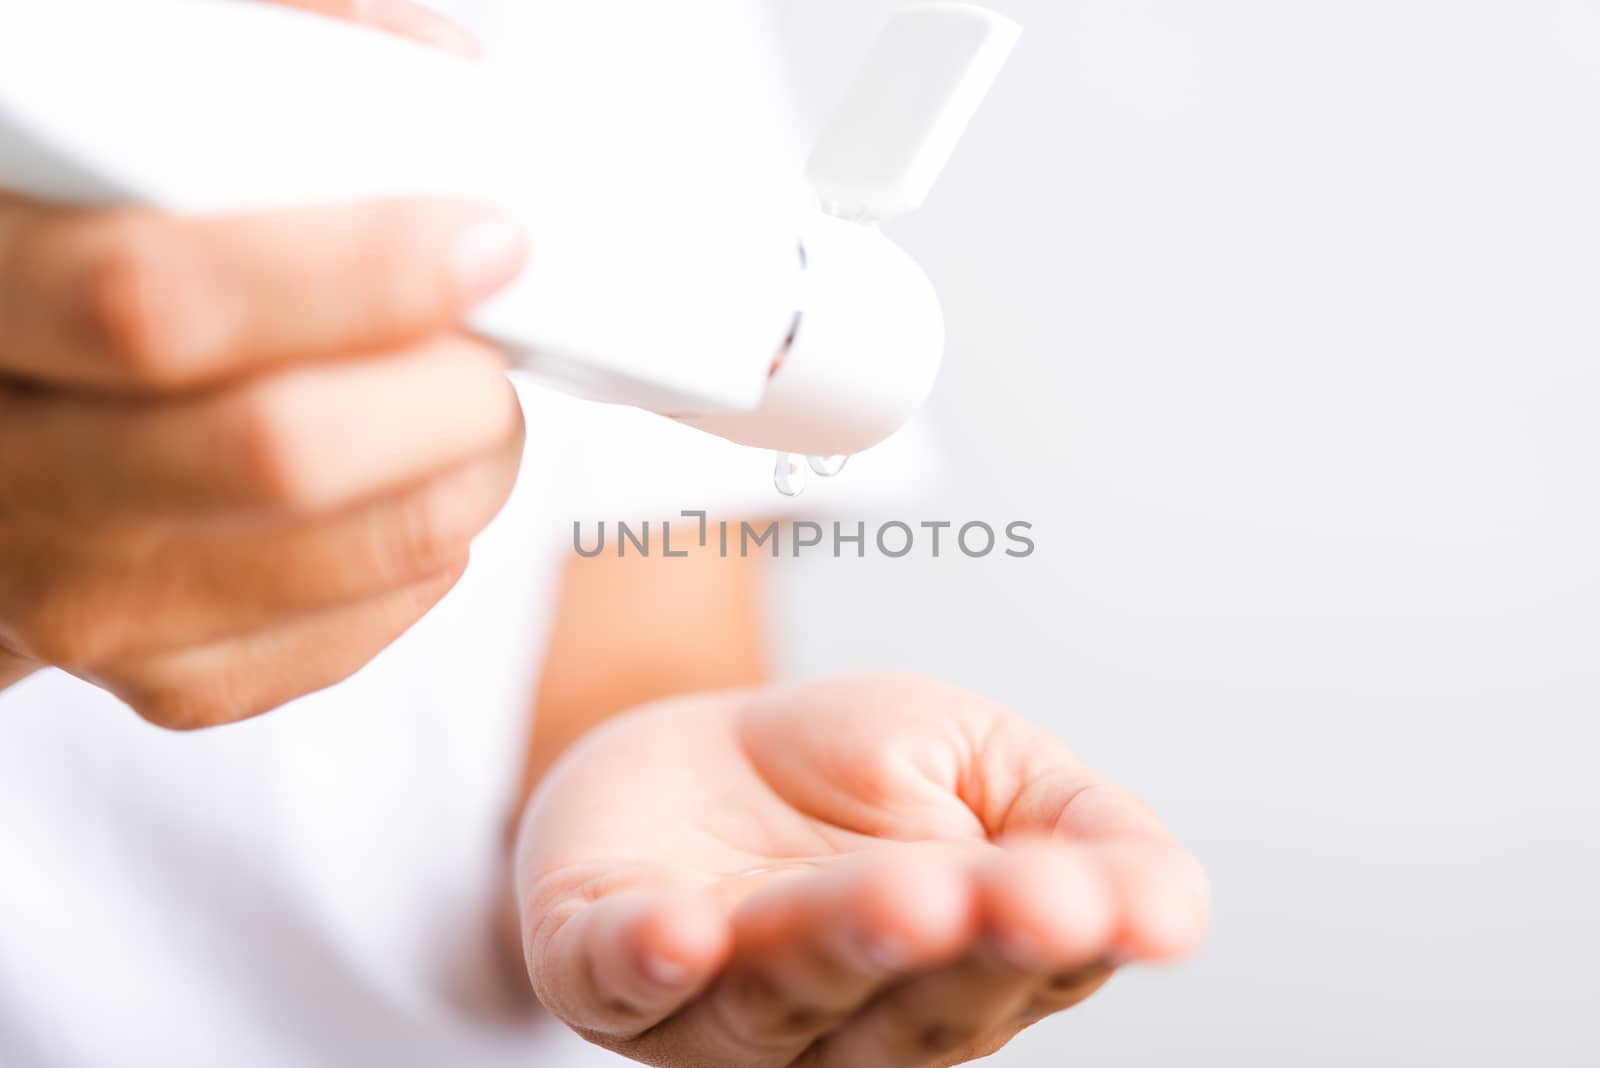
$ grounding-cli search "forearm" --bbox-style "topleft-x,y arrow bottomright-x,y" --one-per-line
499,544 -> 770,999
525,650 -> 768,797
519,544 -> 770,803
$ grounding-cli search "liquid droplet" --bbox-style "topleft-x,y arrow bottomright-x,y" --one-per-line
774,452 -> 808,497
808,455 -> 850,478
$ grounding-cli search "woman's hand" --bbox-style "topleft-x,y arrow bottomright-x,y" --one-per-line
518,675 -> 1210,1067
0,1 -> 527,728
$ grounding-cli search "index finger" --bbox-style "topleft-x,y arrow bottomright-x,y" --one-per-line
0,194 -> 527,391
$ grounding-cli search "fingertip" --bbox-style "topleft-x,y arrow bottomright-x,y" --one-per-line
1114,848 -> 1212,964
1121,894 -> 1207,962
542,885 -> 733,1036
633,888 -> 733,990
983,839 -> 1116,971
846,848 -> 978,970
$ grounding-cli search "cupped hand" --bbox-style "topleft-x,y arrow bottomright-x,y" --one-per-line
0,0 -> 526,728
517,675 -> 1210,1067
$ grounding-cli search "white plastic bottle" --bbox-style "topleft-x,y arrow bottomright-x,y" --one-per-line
0,0 -> 1019,476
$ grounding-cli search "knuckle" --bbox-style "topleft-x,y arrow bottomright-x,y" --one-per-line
911,1021 -> 980,1057
776,1004 -> 842,1038
721,967 -> 784,1020
82,215 -> 206,381
870,1014 -> 1005,1065
1028,966 -> 1113,1016
1047,964 -> 1110,996
705,974 -> 798,1057
704,967 -> 852,1053
382,486 -> 476,585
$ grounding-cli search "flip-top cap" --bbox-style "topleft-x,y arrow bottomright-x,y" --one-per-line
807,3 -> 1021,222
680,213 -> 944,457
683,3 -> 1018,458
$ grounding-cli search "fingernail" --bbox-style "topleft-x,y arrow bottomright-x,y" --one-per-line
453,213 -> 528,305
643,952 -> 690,988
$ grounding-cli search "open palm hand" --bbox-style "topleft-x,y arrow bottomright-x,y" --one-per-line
517,675 -> 1209,1067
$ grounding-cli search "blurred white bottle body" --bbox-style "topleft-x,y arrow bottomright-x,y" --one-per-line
0,0 -> 1017,459
0,1 -> 802,409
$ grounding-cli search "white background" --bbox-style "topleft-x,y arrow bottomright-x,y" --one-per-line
766,2 -> 1600,1064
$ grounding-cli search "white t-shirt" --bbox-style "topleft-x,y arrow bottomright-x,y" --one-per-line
0,5 -> 929,1064
0,378 -> 923,1068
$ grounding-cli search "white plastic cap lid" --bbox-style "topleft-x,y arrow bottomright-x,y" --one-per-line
679,213 -> 944,457
684,4 -> 1017,457
808,3 -> 1021,222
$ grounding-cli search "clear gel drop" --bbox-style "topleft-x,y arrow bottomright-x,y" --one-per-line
774,452 -> 808,497
807,455 -> 850,478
